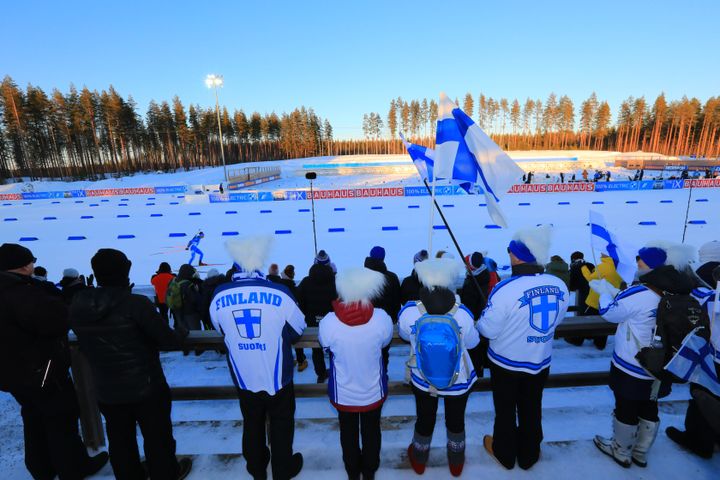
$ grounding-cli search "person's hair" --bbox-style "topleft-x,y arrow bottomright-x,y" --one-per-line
570,251 -> 584,262
34,266 -> 47,277
551,255 -> 564,262
157,262 -> 172,273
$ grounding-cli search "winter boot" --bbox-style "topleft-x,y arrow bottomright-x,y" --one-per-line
593,416 -> 638,468
177,457 -> 193,480
199,262 -> 208,266
632,418 -> 660,467
666,427 -> 713,459
447,430 -> 465,477
84,451 -> 109,476
483,435 -> 511,469
288,453 -> 303,478
407,431 -> 431,474
297,359 -> 308,372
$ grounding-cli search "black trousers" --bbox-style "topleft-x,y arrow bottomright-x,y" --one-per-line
156,301 -> 169,325
489,363 -> 549,470
237,384 -> 296,480
412,385 -> 470,437
10,375 -> 92,480
294,348 -> 327,377
683,385 -> 719,456
98,384 -> 179,480
613,390 -> 658,425
338,407 -> 383,478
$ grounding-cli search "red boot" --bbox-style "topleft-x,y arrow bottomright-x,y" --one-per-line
407,444 -> 426,475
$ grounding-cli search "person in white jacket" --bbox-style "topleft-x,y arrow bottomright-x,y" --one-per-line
477,226 -> 569,471
209,236 -> 306,480
318,267 -> 393,480
399,258 -> 480,477
592,241 -> 699,469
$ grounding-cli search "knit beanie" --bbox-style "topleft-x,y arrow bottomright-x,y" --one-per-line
315,250 -> 330,265
468,252 -> 485,270
282,264 -> 295,280
638,246 -> 667,269
91,249 -> 131,287
699,240 -> 720,264
0,243 -> 35,271
62,268 -> 80,279
369,246 -> 386,261
413,249 -> 429,264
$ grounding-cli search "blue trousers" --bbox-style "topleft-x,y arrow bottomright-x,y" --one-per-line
188,246 -> 203,264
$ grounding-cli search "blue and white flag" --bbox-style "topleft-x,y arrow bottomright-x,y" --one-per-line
666,331 -> 720,396
434,93 -> 524,228
589,210 -> 638,284
400,133 -> 434,183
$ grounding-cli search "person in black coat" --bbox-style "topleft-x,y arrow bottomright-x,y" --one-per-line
566,251 -> 598,347
0,243 -> 108,480
70,248 -> 192,480
58,267 -> 88,305
363,246 -> 402,322
200,269 -> 226,331
296,262 -> 336,382
169,264 -> 203,331
400,249 -> 428,304
459,252 -> 491,320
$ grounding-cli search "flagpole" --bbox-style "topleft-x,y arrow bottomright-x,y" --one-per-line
681,179 -> 694,243
423,179 -> 487,302
428,171 -> 438,254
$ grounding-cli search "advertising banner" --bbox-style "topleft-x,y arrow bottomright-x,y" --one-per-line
403,185 -> 464,196
663,179 -> 685,190
684,178 -> 720,189
310,187 -> 404,199
594,181 -> 637,192
0,193 -> 23,200
86,187 -> 155,197
508,182 -> 595,193
154,185 -> 187,194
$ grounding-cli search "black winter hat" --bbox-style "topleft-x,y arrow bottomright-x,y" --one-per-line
91,248 -> 131,287
0,243 -> 36,271
469,252 -> 485,270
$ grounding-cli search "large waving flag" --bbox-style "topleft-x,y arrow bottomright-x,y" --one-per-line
589,210 -> 638,284
434,93 -> 524,227
400,133 -> 434,183
665,331 -> 720,396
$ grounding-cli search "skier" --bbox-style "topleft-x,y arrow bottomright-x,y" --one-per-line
400,257 -> 481,477
478,227 -> 570,470
210,236 -> 306,480
318,267 -> 393,480
186,231 -> 206,266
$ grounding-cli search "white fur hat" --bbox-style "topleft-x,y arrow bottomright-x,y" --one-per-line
415,258 -> 463,290
335,267 -> 386,304
225,235 -> 274,272
508,226 -> 552,265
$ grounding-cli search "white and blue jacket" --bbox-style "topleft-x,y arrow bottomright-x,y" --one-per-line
477,273 -> 570,375
398,301 -> 480,396
692,287 -> 719,366
599,285 -> 717,380
209,278 -> 306,395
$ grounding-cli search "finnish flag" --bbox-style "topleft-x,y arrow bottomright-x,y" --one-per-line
400,133 -> 434,183
233,308 -> 262,339
665,331 -> 720,396
434,93 -> 524,228
589,210 -> 638,285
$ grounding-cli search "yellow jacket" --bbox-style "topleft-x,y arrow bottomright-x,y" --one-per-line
581,256 -> 623,310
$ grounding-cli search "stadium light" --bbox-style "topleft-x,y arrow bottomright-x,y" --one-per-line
205,74 -> 228,182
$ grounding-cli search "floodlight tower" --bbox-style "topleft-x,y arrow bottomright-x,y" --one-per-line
205,74 -> 228,182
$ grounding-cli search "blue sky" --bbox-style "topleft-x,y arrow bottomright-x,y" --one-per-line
3,0 -> 719,138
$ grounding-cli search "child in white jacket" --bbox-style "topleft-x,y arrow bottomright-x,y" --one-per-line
319,267 -> 393,480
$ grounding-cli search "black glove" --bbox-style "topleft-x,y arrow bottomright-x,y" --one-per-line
86,274 -> 94,286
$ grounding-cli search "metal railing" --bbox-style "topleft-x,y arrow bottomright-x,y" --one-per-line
227,166 -> 281,183
69,315 -> 616,449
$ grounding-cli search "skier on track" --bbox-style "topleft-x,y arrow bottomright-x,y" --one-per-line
186,232 -> 206,266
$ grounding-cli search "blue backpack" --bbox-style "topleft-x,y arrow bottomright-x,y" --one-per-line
409,302 -> 464,393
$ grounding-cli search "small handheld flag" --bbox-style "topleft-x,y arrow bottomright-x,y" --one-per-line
589,210 -> 638,284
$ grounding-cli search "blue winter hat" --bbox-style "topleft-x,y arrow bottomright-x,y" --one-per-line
508,240 -> 536,263
638,246 -> 667,269
370,246 -> 385,261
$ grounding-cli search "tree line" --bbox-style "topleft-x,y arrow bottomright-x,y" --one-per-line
364,92 -> 720,157
0,76 -> 333,181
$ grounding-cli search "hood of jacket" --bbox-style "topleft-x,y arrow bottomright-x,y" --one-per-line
332,299 -> 374,326
71,286 -> 132,324
0,271 -> 27,292
308,263 -> 335,285
364,257 -> 388,274
640,265 -> 694,294
546,260 -> 569,274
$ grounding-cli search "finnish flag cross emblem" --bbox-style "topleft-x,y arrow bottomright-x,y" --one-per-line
519,286 -> 565,334
233,308 -> 262,339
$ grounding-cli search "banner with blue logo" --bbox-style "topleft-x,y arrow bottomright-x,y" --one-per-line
594,181 -> 638,192
154,185 -> 187,194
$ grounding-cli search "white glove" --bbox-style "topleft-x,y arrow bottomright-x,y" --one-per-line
589,279 -> 620,298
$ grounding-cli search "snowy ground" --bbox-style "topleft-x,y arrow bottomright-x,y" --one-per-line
1,152 -> 719,479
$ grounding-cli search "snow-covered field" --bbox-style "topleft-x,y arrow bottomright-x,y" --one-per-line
1,152 -> 718,479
